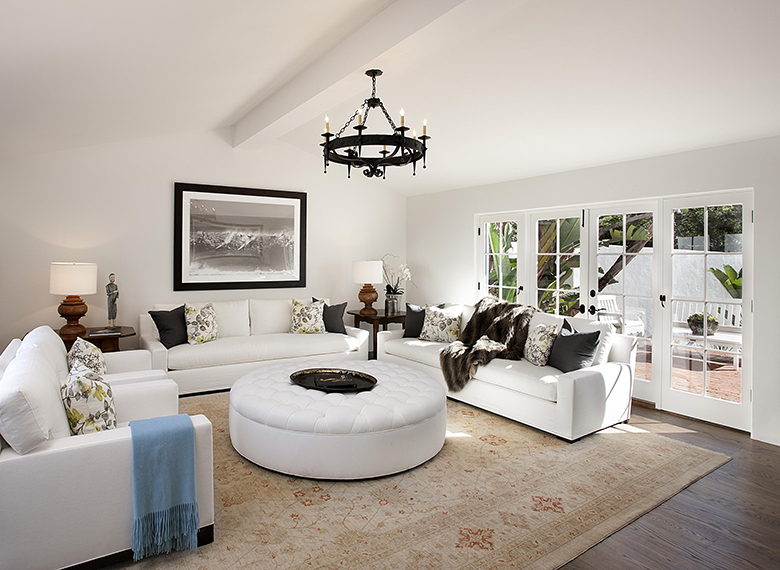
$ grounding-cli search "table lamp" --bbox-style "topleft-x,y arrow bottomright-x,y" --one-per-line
50,262 -> 98,339
352,260 -> 383,316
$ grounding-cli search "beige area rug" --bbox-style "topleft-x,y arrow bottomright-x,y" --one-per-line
124,393 -> 729,570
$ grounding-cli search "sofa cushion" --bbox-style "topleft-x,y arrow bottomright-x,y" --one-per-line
67,337 -> 107,375
384,337 -> 448,367
17,326 -> 69,386
186,303 -> 219,344
250,299 -> 293,335
474,358 -> 561,402
149,305 -> 188,348
166,334 -> 361,370
211,300 -> 250,337
61,362 -> 117,435
0,345 -> 71,454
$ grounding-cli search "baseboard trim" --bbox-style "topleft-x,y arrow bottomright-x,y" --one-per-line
62,524 -> 214,570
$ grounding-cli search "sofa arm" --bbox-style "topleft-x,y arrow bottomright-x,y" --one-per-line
139,335 -> 168,371
377,329 -> 404,359
0,415 -> 213,570
105,369 -> 168,387
556,362 -> 634,440
104,349 -> 152,373
112,379 -> 179,424
345,325 -> 369,359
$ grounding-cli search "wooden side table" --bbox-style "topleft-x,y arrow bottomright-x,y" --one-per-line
59,326 -> 136,352
347,310 -> 406,360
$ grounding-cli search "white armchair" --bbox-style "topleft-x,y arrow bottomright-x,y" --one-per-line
0,327 -> 215,570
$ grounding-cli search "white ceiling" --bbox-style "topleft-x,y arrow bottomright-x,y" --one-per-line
3,0 -> 780,196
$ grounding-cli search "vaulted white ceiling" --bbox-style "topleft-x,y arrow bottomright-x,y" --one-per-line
3,0 -> 780,195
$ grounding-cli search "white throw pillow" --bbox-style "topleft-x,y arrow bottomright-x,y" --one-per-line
524,323 -> 560,366
67,337 -> 107,375
185,303 -> 219,344
209,300 -> 250,338
17,326 -> 70,385
290,299 -> 326,334
419,305 -> 461,343
61,362 -> 117,435
0,346 -> 71,454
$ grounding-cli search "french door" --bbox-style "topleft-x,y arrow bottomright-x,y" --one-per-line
661,193 -> 752,431
587,204 -> 660,403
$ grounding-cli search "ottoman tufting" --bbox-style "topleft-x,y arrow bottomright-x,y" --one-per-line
229,359 -> 447,479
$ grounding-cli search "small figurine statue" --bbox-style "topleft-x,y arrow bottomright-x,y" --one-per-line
106,273 -> 119,327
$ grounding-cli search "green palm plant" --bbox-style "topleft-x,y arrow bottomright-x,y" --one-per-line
708,264 -> 742,299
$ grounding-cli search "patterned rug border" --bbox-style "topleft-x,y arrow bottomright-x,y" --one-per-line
534,434 -> 730,570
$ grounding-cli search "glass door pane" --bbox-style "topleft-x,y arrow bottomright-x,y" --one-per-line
483,220 -> 518,302
536,215 -> 582,316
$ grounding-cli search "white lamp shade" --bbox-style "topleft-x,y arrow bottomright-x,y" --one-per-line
49,262 -> 98,296
352,260 -> 383,284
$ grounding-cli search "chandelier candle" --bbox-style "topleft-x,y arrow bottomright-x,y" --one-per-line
321,69 -> 429,179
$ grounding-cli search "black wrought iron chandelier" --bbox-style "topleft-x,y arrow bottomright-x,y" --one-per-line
321,69 -> 429,179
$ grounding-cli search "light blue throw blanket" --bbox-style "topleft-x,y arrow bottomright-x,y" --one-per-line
129,413 -> 199,561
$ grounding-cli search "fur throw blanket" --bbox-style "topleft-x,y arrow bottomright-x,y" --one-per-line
440,297 -> 536,392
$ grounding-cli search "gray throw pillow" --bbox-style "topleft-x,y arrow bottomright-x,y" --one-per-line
313,298 -> 347,334
404,303 -> 445,338
148,305 -> 188,349
547,319 -> 601,373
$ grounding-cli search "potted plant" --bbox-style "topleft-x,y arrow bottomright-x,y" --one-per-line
687,312 -> 719,336
382,255 -> 413,315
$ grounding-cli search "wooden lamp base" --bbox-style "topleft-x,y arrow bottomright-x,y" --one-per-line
358,284 -> 379,316
58,295 -> 88,340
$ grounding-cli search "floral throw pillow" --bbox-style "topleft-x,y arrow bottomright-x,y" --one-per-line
67,337 -> 107,375
61,361 -> 117,435
185,303 -> 219,344
290,299 -> 326,334
419,305 -> 461,343
524,323 -> 560,366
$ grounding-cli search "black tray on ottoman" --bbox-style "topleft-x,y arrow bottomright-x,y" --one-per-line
290,368 -> 377,393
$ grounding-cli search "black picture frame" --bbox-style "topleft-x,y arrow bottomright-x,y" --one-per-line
173,183 -> 307,291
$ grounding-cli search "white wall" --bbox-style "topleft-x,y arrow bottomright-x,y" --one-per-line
407,135 -> 780,446
0,129 -> 406,348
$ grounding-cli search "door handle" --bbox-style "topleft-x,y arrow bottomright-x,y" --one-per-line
588,306 -> 606,315
660,294 -> 666,308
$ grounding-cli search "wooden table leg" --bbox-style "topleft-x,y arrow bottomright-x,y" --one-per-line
371,321 -> 380,360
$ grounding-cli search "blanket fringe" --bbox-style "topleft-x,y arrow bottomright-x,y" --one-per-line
132,502 -> 199,561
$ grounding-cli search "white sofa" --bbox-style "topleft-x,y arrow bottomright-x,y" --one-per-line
140,299 -> 369,395
0,326 -> 214,570
378,307 -> 637,441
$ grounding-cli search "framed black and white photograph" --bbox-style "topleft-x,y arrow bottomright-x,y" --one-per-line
174,183 -> 306,291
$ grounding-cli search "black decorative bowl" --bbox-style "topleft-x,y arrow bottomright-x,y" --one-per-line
290,368 -> 377,393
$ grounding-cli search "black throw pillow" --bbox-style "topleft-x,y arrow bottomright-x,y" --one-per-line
547,319 -> 601,373
312,298 -> 347,334
404,303 -> 445,338
148,305 -> 188,349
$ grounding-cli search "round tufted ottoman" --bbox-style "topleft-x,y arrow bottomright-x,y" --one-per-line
229,359 -> 447,480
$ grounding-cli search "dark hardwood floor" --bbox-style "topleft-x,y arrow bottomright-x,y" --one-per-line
563,407 -> 780,570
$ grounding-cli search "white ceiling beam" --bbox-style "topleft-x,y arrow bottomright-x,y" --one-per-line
232,0 -> 467,148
